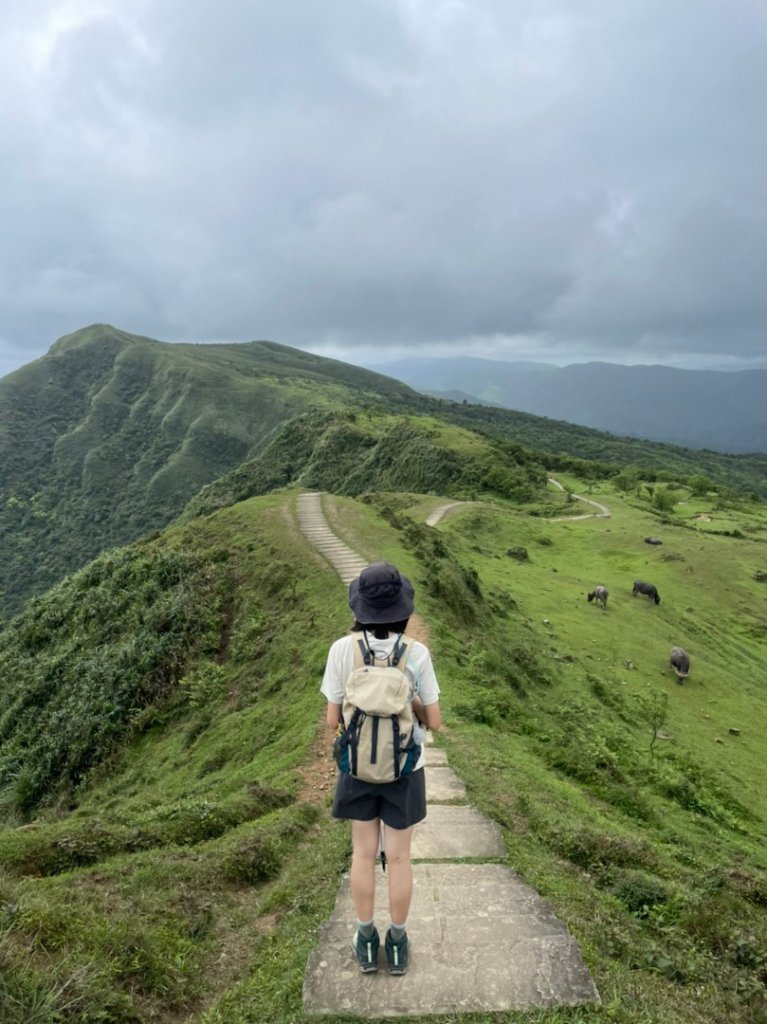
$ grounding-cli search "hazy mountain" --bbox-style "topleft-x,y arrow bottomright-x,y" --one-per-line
365,356 -> 767,454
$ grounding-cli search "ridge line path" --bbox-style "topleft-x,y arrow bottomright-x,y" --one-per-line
297,491 -> 600,1017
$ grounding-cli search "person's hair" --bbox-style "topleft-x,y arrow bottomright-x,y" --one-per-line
352,618 -> 410,639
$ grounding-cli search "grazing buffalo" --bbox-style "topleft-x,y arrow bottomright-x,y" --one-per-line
670,646 -> 690,682
633,580 -> 661,604
587,585 -> 609,608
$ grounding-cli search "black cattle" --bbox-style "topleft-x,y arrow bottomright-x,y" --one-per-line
670,646 -> 690,682
587,585 -> 609,608
632,580 -> 661,604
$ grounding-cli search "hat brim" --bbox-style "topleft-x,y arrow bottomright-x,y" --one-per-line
348,573 -> 415,623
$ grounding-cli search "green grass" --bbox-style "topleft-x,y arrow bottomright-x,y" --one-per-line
1,479 -> 767,1022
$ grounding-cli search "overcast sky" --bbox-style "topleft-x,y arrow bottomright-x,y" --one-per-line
1,0 -> 766,379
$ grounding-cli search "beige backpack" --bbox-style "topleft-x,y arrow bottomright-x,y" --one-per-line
334,633 -> 421,783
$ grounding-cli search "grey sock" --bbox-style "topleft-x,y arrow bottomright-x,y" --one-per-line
389,922 -> 407,941
357,919 -> 376,939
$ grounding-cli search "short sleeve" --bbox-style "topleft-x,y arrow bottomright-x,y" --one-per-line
409,642 -> 440,705
320,636 -> 350,704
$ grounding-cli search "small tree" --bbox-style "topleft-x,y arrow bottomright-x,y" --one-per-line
613,466 -> 641,493
653,487 -> 676,513
687,473 -> 714,497
637,691 -> 669,759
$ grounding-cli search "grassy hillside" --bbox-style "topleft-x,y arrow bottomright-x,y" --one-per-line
0,325 -> 418,618
181,408 -> 547,520
1,483 -> 766,1022
3,324 -> 767,621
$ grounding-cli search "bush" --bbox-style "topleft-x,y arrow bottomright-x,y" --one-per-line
612,869 -> 670,915
222,833 -> 282,884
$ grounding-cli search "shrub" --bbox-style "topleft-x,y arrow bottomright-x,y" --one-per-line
612,869 -> 670,915
222,833 -> 282,884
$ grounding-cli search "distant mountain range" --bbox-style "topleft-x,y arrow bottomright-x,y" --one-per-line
362,357 -> 767,454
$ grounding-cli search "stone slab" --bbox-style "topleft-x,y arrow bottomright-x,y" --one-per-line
425,766 -> 467,802
303,863 -> 600,1015
412,805 -> 505,859
424,746 -> 448,766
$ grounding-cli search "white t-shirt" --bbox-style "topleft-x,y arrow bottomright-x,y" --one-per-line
320,632 -> 441,773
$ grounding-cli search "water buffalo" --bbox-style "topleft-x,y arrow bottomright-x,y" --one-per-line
632,580 -> 661,604
670,646 -> 690,682
587,585 -> 609,608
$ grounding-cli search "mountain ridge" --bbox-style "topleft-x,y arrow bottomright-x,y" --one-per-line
3,324 -> 767,620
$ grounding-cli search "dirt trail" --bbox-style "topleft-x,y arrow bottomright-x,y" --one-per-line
547,477 -> 611,520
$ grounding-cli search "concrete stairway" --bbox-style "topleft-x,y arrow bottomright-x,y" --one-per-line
296,491 -> 368,584
298,492 -> 600,1016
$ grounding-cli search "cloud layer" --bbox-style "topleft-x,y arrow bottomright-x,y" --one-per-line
2,0 -> 766,375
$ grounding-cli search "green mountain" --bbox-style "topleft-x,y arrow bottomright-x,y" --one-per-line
1,480 -> 766,1022
3,324 -> 767,621
0,324 -> 418,618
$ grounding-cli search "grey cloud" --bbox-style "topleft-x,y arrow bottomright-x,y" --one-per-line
1,0 -> 766,374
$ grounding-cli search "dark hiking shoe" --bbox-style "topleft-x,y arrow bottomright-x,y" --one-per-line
385,928 -> 409,975
352,927 -> 380,973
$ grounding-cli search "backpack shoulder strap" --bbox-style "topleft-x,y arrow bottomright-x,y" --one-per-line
391,634 -> 415,671
351,631 -> 372,670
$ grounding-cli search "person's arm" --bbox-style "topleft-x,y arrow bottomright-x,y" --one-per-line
321,638 -> 347,732
413,695 -> 442,731
410,642 -> 442,731
326,702 -> 342,729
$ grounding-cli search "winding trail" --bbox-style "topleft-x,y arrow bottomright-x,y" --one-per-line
297,491 -> 599,1017
547,478 -> 611,521
424,501 -> 467,526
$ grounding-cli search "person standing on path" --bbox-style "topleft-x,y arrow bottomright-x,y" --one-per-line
321,562 -> 442,976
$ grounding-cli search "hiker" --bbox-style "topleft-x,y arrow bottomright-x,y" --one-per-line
587,585 -> 608,608
321,562 -> 442,976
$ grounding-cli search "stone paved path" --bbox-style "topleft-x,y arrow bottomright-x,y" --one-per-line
298,491 -> 600,1016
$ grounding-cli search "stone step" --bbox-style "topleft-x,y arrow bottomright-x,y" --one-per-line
425,766 -> 467,802
412,805 -> 505,860
303,863 -> 600,1016
424,746 -> 448,766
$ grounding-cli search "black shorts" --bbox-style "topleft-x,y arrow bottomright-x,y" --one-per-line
331,768 -> 426,830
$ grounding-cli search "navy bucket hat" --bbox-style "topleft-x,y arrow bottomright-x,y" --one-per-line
348,562 -> 415,624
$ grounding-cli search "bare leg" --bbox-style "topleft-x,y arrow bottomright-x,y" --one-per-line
383,824 -> 414,925
350,819 -> 381,922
